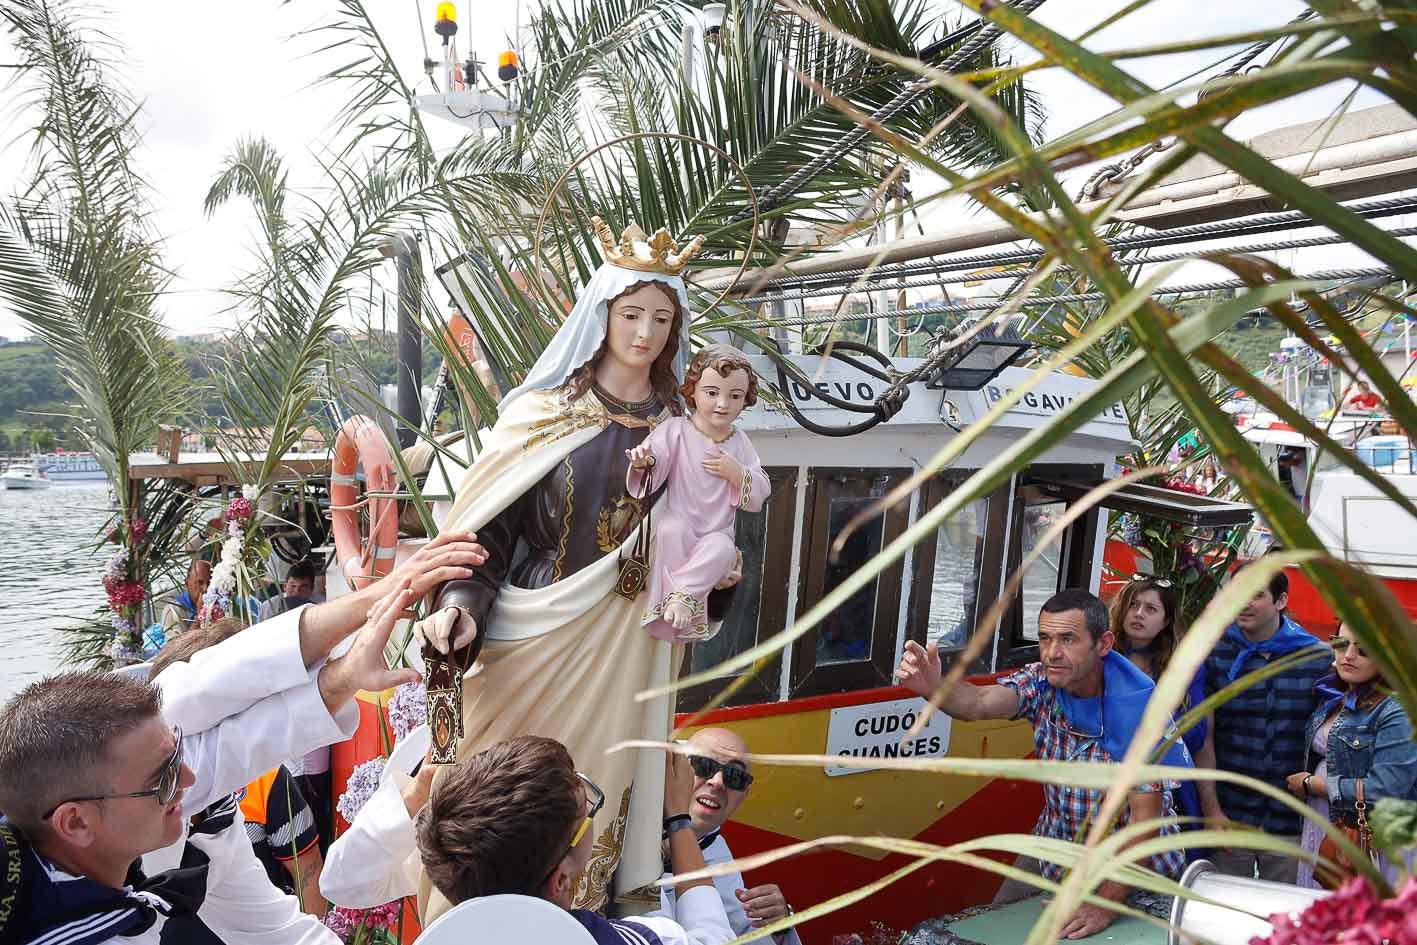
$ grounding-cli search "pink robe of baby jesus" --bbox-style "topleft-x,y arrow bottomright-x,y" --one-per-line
627,416 -> 770,642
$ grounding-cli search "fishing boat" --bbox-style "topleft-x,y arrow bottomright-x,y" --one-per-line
317,90 -> 1417,943
324,345 -> 1252,942
1235,362 -> 1417,634
1,461 -> 51,490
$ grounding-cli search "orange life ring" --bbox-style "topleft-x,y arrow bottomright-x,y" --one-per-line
330,416 -> 399,589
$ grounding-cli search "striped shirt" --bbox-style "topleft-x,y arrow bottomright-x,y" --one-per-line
1000,663 -> 1185,881
239,765 -> 319,892
1203,620 -> 1328,835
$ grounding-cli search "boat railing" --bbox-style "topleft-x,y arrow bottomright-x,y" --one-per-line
1354,436 -> 1416,474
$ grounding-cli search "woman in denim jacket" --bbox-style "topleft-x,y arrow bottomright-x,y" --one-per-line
1285,623 -> 1417,887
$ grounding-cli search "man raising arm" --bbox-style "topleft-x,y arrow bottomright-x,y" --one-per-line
896,589 -> 1190,940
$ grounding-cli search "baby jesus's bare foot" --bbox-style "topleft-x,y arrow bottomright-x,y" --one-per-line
664,599 -> 694,630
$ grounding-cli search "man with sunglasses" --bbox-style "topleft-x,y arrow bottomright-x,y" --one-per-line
895,588 -> 1192,940
0,531 -> 487,945
661,729 -> 801,945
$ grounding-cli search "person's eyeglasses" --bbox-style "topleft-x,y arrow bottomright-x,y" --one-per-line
1331,638 -> 1368,659
1129,574 -> 1173,589
567,772 -> 606,849
43,725 -> 184,820
689,754 -> 754,791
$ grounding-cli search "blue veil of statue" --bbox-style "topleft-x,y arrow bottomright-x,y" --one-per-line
498,263 -> 693,413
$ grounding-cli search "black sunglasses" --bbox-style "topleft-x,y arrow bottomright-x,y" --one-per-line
1331,638 -> 1368,659
1129,574 -> 1174,589
689,754 -> 754,791
43,724 -> 184,820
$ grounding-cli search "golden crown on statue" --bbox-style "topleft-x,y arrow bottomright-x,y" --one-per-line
591,216 -> 706,277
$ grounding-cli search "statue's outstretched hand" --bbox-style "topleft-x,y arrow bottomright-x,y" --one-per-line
414,605 -> 479,656
625,444 -> 655,470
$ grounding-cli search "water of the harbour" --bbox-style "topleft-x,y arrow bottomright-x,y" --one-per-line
0,484 -> 112,698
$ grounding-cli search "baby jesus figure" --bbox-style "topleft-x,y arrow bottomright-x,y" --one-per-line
626,344 -> 770,641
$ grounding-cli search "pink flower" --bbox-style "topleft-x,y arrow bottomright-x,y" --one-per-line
103,578 -> 145,609
128,518 -> 148,542
227,496 -> 253,520
323,902 -> 402,943
1251,876 -> 1417,945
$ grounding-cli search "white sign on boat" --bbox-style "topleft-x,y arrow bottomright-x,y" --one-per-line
824,697 -> 951,777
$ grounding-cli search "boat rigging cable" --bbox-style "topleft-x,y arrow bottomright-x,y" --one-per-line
736,267 -> 1399,330
1075,10 -> 1315,201
732,194 -> 1417,294
736,226 -> 1417,306
745,197 -> 1416,436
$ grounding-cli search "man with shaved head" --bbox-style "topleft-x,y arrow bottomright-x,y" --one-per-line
662,728 -> 801,945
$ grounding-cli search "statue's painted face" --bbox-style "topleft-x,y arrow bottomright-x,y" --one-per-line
690,366 -> 751,437
604,282 -> 676,377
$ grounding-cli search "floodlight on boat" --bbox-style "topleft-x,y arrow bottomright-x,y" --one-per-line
434,3 -> 458,40
925,318 -> 1033,392
702,3 -> 727,36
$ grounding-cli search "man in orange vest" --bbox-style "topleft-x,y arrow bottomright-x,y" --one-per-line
240,765 -> 326,917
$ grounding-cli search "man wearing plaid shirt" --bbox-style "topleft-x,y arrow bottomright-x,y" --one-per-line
897,588 -> 1190,940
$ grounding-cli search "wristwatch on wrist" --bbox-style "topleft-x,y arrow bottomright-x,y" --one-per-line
1302,774 -> 1314,797
664,813 -> 693,837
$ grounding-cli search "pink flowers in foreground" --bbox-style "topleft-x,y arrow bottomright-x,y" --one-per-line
323,901 -> 402,943
1253,876 -> 1417,945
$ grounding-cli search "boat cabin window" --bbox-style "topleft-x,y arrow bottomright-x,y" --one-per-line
676,467 -> 797,709
996,477 -> 1104,669
790,468 -> 911,697
1018,498 -> 1067,643
904,474 -> 1010,676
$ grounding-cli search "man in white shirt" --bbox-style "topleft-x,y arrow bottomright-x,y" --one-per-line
0,531 -> 487,945
666,729 -> 802,945
321,734 -> 733,945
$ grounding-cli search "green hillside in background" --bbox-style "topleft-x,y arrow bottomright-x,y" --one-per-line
0,333 -> 442,452
0,319 -> 1293,452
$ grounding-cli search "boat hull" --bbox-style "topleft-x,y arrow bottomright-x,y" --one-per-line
1,476 -> 51,490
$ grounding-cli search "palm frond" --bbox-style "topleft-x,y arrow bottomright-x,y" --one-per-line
0,0 -> 188,509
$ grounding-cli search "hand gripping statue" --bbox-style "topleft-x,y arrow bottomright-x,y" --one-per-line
626,345 -> 768,641
414,216 -> 712,918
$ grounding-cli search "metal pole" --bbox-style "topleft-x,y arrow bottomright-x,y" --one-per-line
396,235 -> 423,448
893,168 -> 909,356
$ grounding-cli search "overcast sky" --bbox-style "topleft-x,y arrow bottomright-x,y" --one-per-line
0,1 -> 1402,341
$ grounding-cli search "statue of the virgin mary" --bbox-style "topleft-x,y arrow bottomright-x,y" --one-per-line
415,217 -> 709,918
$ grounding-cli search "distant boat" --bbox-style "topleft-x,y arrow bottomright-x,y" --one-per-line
2,463 -> 52,490
33,451 -> 106,482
